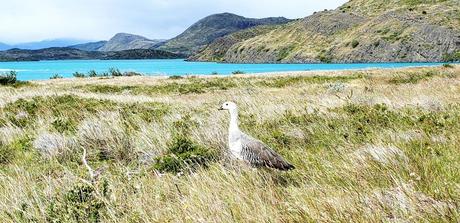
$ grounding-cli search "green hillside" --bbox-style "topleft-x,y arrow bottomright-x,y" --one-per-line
158,13 -> 291,55
192,0 -> 459,63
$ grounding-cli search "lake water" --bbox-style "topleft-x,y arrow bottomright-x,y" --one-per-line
0,59 -> 450,81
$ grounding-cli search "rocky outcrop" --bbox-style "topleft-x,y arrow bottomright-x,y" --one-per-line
192,0 -> 460,63
98,33 -> 164,52
158,13 -> 291,55
69,41 -> 107,51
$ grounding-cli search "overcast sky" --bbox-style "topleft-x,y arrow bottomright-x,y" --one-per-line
0,0 -> 347,44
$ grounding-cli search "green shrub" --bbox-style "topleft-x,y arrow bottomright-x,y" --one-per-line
154,136 -> 217,173
73,72 -> 86,78
50,74 -> 63,79
232,70 -> 245,75
442,64 -> 454,68
0,71 -> 17,85
52,117 -> 77,134
122,71 -> 142,77
443,51 -> 460,62
46,183 -> 106,223
277,45 -> 295,61
109,68 -> 122,77
88,70 -> 98,77
211,72 -> 219,75
389,70 -> 437,84
351,40 -> 360,48
0,71 -> 26,86
318,53 -> 332,63
169,75 -> 183,79
99,72 -> 110,77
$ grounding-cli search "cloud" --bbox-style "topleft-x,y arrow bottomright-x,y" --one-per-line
0,0 -> 347,43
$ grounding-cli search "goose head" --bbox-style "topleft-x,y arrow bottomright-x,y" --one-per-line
218,101 -> 237,112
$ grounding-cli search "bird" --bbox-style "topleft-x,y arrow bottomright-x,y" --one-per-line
218,101 -> 295,171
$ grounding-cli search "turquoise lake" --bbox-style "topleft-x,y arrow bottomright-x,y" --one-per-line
0,59 -> 451,81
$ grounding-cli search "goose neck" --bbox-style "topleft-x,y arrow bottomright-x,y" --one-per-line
229,109 -> 239,131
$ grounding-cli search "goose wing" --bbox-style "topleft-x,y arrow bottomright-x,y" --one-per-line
240,133 -> 295,171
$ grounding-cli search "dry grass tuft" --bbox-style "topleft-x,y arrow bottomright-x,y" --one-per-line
0,65 -> 459,222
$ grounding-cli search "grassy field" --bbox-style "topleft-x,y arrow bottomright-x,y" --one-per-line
0,65 -> 459,222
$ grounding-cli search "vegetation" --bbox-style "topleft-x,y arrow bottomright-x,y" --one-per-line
443,51 -> 460,62
50,74 -> 63,79
0,66 -> 459,222
109,68 -> 122,77
351,40 -> 360,48
232,70 -> 245,74
73,72 -> 86,78
0,71 -> 30,87
191,0 -> 459,63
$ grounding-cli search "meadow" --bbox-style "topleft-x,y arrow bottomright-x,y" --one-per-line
0,65 -> 459,222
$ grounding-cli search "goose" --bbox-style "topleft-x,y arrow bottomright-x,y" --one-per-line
218,101 -> 295,171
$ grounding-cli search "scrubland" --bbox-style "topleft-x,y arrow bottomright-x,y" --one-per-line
0,65 -> 459,222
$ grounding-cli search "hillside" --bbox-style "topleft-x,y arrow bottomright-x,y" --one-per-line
193,0 -> 460,63
0,42 -> 10,51
69,41 -> 108,51
98,33 -> 164,52
1,66 -> 459,222
188,25 -> 284,62
0,47 -> 183,61
0,48 -> 103,61
158,13 -> 291,55
101,49 -> 184,60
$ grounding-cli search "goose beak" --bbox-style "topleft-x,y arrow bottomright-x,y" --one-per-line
218,106 -> 224,111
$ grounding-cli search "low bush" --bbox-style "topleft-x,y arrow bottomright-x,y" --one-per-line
0,71 -> 17,85
154,136 -> 217,173
232,70 -> 245,75
50,74 -> 63,79
109,68 -> 122,77
351,40 -> 360,48
122,71 -> 142,77
73,72 -> 86,78
88,70 -> 98,77
389,70 -> 437,84
169,75 -> 183,79
46,183 -> 107,222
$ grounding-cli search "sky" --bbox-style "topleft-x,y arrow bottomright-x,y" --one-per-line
0,0 -> 347,44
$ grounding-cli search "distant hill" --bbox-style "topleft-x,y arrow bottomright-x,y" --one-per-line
188,24 -> 286,62
98,33 -> 164,52
69,41 -> 108,51
6,39 -> 89,50
0,47 -> 183,61
101,49 -> 184,60
0,42 -> 10,51
158,13 -> 291,55
192,0 -> 459,63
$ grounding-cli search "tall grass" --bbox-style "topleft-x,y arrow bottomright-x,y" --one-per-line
0,66 -> 459,222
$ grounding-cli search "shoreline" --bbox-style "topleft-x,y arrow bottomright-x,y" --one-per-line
31,64 -> 458,85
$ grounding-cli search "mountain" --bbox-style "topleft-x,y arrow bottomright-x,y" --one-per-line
157,13 -> 291,55
69,41 -> 108,51
0,42 -> 11,51
0,48 -> 102,61
188,24 -> 287,62
8,39 -> 89,50
98,33 -> 164,52
102,49 -> 184,60
192,0 -> 459,63
0,47 -> 183,61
